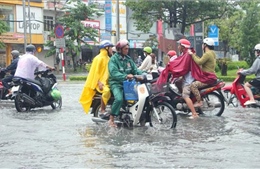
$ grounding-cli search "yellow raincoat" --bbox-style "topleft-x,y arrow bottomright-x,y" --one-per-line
79,49 -> 111,114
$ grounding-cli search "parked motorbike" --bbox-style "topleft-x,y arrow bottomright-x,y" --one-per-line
12,69 -> 62,112
91,74 -> 177,129
165,79 -> 226,116
223,74 -> 260,108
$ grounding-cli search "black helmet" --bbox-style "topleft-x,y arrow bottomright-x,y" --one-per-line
11,50 -> 19,58
26,44 -> 36,53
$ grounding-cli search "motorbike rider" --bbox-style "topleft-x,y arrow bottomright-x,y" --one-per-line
138,46 -> 153,72
108,39 -> 143,127
14,44 -> 54,80
79,40 -> 114,116
178,38 -> 199,119
1,50 -> 20,96
167,50 -> 178,62
188,38 -> 217,107
238,43 -> 260,105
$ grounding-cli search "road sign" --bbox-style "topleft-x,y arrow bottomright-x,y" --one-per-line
208,25 -> 219,46
55,38 -> 65,48
55,25 -> 64,38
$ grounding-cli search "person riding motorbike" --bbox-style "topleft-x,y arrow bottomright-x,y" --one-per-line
108,39 -> 143,127
188,37 -> 217,107
177,38 -> 199,119
1,50 -> 20,97
238,43 -> 260,105
138,46 -> 153,72
14,44 -> 54,80
79,40 -> 114,116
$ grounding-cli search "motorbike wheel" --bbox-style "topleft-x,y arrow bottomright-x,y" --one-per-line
92,102 -> 112,117
150,102 -> 177,129
51,97 -> 62,109
198,92 -> 225,116
223,90 -> 239,107
14,93 -> 31,112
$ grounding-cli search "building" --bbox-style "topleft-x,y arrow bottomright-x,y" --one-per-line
0,0 -> 45,67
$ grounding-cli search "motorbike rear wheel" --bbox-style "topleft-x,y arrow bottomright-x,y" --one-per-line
198,92 -> 225,116
14,93 -> 31,112
51,97 -> 62,109
150,102 -> 177,129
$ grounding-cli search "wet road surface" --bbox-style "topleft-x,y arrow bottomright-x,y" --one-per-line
0,82 -> 259,168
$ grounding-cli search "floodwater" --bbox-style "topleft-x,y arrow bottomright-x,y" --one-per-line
0,82 -> 259,168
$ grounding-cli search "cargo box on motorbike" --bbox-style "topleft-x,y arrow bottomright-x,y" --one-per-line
123,80 -> 139,101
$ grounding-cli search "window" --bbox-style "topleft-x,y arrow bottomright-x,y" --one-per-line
44,16 -> 54,31
0,4 -> 14,32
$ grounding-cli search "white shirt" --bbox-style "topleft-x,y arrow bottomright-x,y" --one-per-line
183,71 -> 194,86
14,53 -> 48,79
138,55 -> 152,71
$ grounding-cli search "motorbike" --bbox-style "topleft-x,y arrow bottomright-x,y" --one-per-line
12,69 -> 62,112
91,74 -> 177,129
0,68 -> 18,100
222,74 -> 260,108
165,79 -> 226,116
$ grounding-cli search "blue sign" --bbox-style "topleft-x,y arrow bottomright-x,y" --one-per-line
105,0 -> 112,33
208,25 -> 219,46
55,25 -> 64,38
208,25 -> 218,37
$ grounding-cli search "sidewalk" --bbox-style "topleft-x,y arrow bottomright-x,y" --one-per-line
54,71 -> 87,82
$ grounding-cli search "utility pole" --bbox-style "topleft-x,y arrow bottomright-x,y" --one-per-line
28,0 -> 32,44
22,0 -> 27,53
116,0 -> 120,41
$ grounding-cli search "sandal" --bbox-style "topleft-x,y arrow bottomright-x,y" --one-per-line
108,120 -> 117,128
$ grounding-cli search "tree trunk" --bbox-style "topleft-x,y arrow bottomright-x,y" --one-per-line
221,62 -> 227,76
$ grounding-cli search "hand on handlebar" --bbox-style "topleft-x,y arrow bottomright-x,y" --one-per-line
126,74 -> 134,79
237,68 -> 243,75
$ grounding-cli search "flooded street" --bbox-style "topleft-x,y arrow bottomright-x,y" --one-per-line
0,82 -> 259,168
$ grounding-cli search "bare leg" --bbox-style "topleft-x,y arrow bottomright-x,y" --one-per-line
183,97 -> 199,118
100,99 -> 106,113
108,115 -> 117,127
244,82 -> 255,102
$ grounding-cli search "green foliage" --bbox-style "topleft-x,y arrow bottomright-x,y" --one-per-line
44,0 -> 103,71
0,20 -> 9,49
227,61 -> 249,70
69,76 -> 87,81
85,63 -> 92,72
125,0 -> 231,34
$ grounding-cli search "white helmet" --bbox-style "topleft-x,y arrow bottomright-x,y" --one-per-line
203,38 -> 215,46
254,44 -> 260,51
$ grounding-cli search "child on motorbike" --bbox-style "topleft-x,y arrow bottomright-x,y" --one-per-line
79,40 -> 114,116
108,39 -> 143,127
238,43 -> 260,105
188,38 -> 217,107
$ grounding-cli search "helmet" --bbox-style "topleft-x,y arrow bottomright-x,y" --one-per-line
254,44 -> 260,51
203,38 -> 215,46
51,89 -> 61,101
11,50 -> 19,58
26,44 -> 36,53
143,47 -> 152,54
116,39 -> 129,50
112,46 -> 117,52
167,50 -> 177,57
99,40 -> 114,49
178,39 -> 191,48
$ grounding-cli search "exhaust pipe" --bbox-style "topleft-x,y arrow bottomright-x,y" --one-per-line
20,93 -> 36,106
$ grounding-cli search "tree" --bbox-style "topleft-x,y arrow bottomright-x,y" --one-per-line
125,0 -> 232,35
238,1 -> 260,65
45,0 -> 102,71
0,20 -> 9,49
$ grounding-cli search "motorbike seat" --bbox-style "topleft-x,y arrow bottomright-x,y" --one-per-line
198,79 -> 223,90
13,76 -> 42,87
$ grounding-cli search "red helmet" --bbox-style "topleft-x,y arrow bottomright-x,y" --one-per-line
178,39 -> 191,48
167,50 -> 177,57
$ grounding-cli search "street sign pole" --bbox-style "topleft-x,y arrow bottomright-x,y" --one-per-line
55,25 -> 66,81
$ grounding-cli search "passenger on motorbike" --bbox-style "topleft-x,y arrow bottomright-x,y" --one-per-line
238,43 -> 260,105
14,44 -> 54,80
1,50 -> 20,97
178,39 -> 199,119
168,50 -> 178,62
79,40 -> 114,116
108,39 -> 143,127
138,46 -> 153,72
188,38 -> 217,107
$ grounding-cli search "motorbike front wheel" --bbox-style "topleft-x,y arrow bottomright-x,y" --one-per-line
150,102 -> 177,129
14,93 -> 31,112
51,97 -> 62,109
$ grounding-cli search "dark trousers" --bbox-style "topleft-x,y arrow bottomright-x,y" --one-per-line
2,75 -> 13,89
